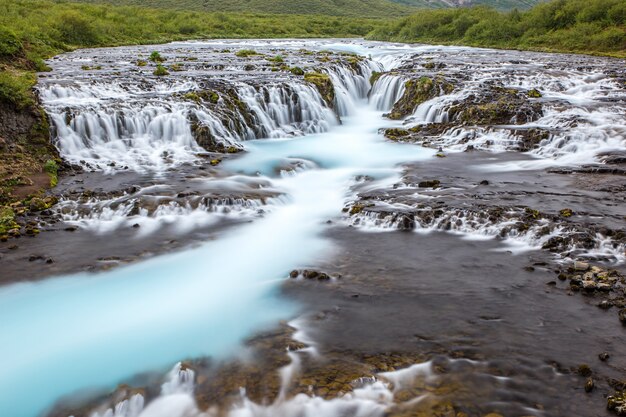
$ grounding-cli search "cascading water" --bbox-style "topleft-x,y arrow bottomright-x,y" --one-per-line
1,39 -> 625,417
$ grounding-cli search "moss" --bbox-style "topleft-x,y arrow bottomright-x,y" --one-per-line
369,71 -> 383,85
153,64 -> 169,76
290,66 -> 304,76
560,208 -> 574,217
0,206 -> 18,235
387,76 -> 453,120
235,49 -> 257,58
184,90 -> 219,104
136,60 -> 147,67
226,146 -> 241,154
524,207 -> 541,219
528,88 -> 542,98
349,203 -> 365,215
384,128 -> 410,141
304,72 -> 335,107
210,158 -> 221,166
169,63 -> 184,71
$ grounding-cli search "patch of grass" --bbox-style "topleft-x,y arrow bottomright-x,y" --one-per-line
149,51 -> 165,62
0,71 -> 35,109
235,49 -> 258,58
43,159 -> 59,187
153,64 -> 169,76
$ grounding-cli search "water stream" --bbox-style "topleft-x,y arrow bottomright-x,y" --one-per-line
0,40 -> 624,417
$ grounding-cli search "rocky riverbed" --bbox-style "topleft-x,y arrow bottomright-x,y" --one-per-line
0,40 -> 624,417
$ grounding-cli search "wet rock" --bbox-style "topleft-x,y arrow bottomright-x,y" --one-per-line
447,86 -> 543,125
619,309 -> 626,326
304,72 -> 335,108
29,198 -> 48,212
418,180 -> 440,189
577,364 -> 592,377
574,261 -> 590,272
607,391 -> 626,415
303,270 -> 319,279
387,76 -> 454,120
289,270 -> 299,278
599,352 -> 610,361
585,378 -> 595,392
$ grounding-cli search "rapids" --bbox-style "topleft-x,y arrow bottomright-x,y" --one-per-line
0,40 -> 624,417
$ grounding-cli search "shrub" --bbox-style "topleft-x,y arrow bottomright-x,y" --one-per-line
153,64 -> 169,76
149,51 -> 165,62
0,28 -> 23,57
0,71 -> 34,108
55,11 -> 99,46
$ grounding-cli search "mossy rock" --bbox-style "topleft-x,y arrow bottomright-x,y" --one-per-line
304,72 -> 335,108
0,206 -> 18,235
527,88 -> 542,98
235,49 -> 257,58
153,64 -> 169,76
369,71 -> 383,85
289,66 -> 304,76
387,77 -> 454,120
448,87 -> 543,126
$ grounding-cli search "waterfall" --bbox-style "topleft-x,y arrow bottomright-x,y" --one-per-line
369,74 -> 406,111
236,83 -> 336,138
322,61 -> 380,116
40,64 -> 374,173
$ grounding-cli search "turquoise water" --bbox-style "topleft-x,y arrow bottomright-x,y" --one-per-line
0,82 -> 432,416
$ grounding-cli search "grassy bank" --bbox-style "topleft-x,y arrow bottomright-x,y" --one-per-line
0,0 -> 386,207
70,0 -> 414,18
0,0 -> 386,107
367,0 -> 626,57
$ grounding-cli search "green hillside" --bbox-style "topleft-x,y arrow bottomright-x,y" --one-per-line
368,0 -> 626,57
391,0 -> 541,11
70,0 -> 418,17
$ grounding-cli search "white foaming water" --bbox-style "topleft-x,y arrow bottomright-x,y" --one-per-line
4,40 -> 625,417
86,354 -> 437,417
369,74 -> 406,111
2,43 -> 433,417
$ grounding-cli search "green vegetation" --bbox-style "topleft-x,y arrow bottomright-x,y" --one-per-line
0,71 -> 35,109
149,51 -> 165,62
267,55 -> 285,63
0,0 -> 385,159
72,0 -> 413,18
153,64 -> 169,76
43,159 -> 58,187
368,0 -> 626,57
392,0 -> 540,11
235,49 -> 259,58
304,72 -> 335,106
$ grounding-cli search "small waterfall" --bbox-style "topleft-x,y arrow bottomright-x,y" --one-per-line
87,363 -> 193,417
322,61 -> 379,116
369,74 -> 406,111
236,83 -> 336,138
41,62 -> 375,172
